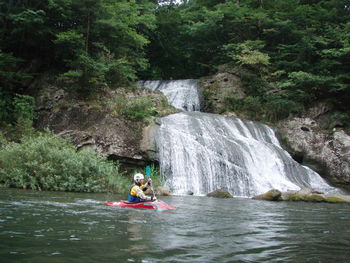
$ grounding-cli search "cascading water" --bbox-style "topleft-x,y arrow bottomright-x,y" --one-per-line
139,80 -> 339,197
139,79 -> 202,111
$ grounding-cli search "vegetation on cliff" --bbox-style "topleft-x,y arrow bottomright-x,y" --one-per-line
0,131 -> 129,193
107,88 -> 178,121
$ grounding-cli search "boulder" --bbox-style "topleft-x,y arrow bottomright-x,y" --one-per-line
155,186 -> 172,196
207,189 -> 233,198
254,188 -> 350,204
252,189 -> 282,201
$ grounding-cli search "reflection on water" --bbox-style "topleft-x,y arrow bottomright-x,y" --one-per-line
1,189 -> 350,263
127,214 -> 148,254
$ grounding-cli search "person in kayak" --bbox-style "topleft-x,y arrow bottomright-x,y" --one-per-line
128,173 -> 157,203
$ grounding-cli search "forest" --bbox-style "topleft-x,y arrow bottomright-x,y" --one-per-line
1,0 -> 350,127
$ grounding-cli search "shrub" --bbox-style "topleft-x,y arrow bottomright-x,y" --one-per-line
263,95 -> 304,121
0,132 -> 129,193
110,92 -> 177,121
122,96 -> 157,120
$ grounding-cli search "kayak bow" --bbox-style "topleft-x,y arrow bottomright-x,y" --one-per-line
104,200 -> 176,210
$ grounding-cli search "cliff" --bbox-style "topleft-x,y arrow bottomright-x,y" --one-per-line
33,76 -> 171,170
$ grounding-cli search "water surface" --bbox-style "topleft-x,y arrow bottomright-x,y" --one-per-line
1,189 -> 349,262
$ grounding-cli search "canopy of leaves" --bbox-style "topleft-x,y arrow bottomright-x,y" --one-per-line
0,0 -> 156,123
1,0 -> 350,124
139,0 -> 350,121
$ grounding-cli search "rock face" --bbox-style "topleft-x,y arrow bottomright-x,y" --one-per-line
207,189 -> 233,198
200,66 -> 246,114
33,79 -> 160,169
277,103 -> 350,191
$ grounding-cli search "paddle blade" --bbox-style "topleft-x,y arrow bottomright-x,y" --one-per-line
146,165 -> 151,177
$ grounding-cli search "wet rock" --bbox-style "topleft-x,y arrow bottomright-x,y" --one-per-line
255,188 -> 350,204
297,188 -> 324,195
323,195 -> 350,203
252,189 -> 282,201
207,189 -> 233,198
140,123 -> 160,161
155,186 -> 172,196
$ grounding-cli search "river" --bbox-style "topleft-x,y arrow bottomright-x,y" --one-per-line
1,189 -> 350,262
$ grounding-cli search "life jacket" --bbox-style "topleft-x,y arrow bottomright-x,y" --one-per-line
127,184 -> 148,203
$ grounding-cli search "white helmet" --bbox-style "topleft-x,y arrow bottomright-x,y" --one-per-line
134,173 -> 144,182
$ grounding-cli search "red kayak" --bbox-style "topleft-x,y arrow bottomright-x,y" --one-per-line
104,200 -> 176,210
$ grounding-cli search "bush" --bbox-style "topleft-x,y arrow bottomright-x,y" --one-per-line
122,96 -> 157,120
0,132 -> 129,193
263,94 -> 304,121
225,96 -> 263,120
110,91 -> 177,121
224,94 -> 304,123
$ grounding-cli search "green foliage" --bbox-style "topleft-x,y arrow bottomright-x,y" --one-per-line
110,94 -> 156,120
225,92 -> 304,123
1,0 -> 156,96
263,94 -> 304,121
0,51 -> 33,124
13,94 -> 36,123
109,90 -> 177,121
138,163 -> 163,189
106,173 -> 130,195
2,0 -> 350,126
0,132 -> 128,193
0,132 -> 8,147
146,163 -> 161,179
141,0 -> 350,122
0,94 -> 36,142
124,96 -> 158,120
223,40 -> 270,73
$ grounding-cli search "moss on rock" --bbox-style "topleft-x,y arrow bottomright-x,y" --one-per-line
287,193 -> 326,202
254,188 -> 350,204
252,189 -> 282,201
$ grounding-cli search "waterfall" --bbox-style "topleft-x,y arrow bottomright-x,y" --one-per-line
139,80 -> 339,197
138,79 -> 202,111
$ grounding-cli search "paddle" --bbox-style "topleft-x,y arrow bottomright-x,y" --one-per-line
145,165 -> 157,202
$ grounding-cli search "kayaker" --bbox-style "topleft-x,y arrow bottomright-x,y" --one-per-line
128,173 -> 157,203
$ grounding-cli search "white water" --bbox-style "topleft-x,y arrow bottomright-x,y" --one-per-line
138,79 -> 202,111
140,80 -> 339,197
